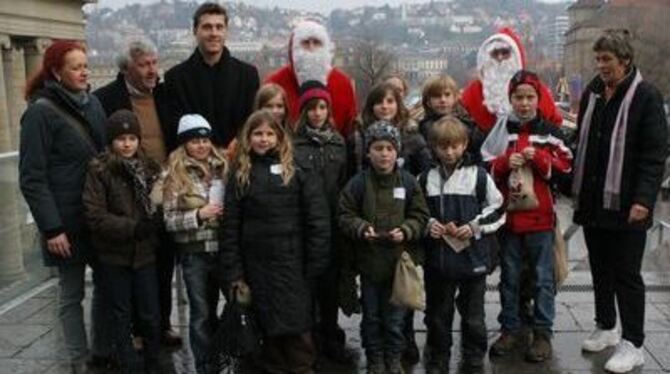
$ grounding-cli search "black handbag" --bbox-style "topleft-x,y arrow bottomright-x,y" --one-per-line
208,286 -> 261,374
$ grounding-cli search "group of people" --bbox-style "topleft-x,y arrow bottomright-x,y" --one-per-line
17,2 -> 668,374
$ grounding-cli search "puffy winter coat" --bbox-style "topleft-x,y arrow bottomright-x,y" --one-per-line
219,153 -> 331,336
83,152 -> 161,268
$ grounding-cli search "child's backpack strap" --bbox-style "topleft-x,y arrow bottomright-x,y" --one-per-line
475,166 -> 488,207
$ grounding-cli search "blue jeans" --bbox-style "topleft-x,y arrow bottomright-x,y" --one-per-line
57,262 -> 113,362
360,276 -> 406,359
100,264 -> 160,373
498,230 -> 555,333
180,252 -> 220,374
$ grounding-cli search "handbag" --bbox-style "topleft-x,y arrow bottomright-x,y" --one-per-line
553,218 -> 569,287
208,284 -> 261,374
507,165 -> 539,211
390,251 -> 425,311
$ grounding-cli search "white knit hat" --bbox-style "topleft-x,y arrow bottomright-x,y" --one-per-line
177,114 -> 212,144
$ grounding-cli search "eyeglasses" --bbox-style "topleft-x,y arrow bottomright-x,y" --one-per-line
490,48 -> 511,59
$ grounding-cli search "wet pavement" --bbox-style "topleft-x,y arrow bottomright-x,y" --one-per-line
1,200 -> 669,373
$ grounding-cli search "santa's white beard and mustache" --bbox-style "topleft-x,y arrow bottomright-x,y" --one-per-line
481,57 -> 519,116
292,45 -> 332,86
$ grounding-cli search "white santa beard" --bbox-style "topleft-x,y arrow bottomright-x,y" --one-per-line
481,58 -> 519,116
292,46 -> 332,86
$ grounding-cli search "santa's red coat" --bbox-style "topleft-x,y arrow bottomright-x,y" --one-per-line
265,65 -> 358,137
460,79 -> 563,133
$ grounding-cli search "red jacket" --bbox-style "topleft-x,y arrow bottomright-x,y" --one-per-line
265,66 -> 358,138
490,117 -> 572,233
461,79 -> 563,133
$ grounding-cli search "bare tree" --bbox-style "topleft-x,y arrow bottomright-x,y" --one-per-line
344,36 -> 397,108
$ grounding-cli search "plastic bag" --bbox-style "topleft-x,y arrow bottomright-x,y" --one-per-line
480,114 -> 510,162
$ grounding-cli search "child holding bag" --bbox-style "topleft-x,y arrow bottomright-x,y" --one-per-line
487,70 -> 572,363
338,121 -> 429,374
219,109 -> 331,374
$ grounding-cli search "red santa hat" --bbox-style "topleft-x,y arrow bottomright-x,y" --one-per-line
476,27 -> 526,74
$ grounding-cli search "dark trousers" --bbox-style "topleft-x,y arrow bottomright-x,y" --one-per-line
583,227 -> 646,347
315,261 -> 342,342
100,263 -> 160,373
262,332 -> 316,374
425,271 -> 487,363
157,232 -> 177,331
360,276 -> 406,359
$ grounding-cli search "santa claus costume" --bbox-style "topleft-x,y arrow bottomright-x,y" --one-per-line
265,20 -> 358,138
461,27 -> 562,133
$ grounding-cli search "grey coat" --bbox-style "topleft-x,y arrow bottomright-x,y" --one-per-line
19,80 -> 106,266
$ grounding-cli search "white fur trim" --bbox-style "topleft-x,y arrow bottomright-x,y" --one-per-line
291,20 -> 334,57
477,33 -> 523,73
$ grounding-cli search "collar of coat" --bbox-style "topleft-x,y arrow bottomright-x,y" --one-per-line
190,47 -> 232,69
586,66 -> 638,101
90,151 -> 161,180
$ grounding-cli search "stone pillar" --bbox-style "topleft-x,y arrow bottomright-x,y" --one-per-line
2,43 -> 27,151
0,35 -> 26,285
23,38 -> 50,81
0,35 -> 11,153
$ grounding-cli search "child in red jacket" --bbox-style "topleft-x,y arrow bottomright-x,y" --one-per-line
487,70 -> 572,362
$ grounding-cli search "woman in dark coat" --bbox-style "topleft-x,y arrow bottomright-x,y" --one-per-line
571,30 -> 668,373
18,40 -> 112,367
220,110 -> 330,374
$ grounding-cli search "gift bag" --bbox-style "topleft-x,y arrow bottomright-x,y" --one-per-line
390,251 -> 425,311
507,166 -> 539,211
553,219 -> 569,287
208,284 -> 260,374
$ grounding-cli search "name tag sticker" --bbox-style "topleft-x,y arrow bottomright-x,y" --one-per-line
270,164 -> 283,175
393,187 -> 406,200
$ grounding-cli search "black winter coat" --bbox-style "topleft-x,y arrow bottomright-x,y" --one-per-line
19,80 -> 107,266
219,153 -> 331,336
573,67 -> 668,230
93,73 -> 176,152
164,48 -> 260,147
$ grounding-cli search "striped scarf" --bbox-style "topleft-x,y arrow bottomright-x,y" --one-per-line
571,69 -> 643,210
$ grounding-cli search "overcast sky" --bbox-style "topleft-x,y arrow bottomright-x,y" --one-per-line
93,0 -> 570,14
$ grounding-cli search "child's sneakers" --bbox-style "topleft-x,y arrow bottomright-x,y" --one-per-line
604,340 -> 644,373
525,330 -> 553,362
489,332 -> 521,356
581,327 -> 620,352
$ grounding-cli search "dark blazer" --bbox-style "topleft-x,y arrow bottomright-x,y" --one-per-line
163,48 -> 260,147
573,67 -> 668,230
93,73 -> 177,152
19,80 -> 106,266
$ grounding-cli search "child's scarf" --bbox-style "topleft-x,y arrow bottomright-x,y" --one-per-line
571,69 -> 643,210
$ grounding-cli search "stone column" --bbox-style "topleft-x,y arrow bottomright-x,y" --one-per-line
0,35 -> 26,285
23,38 -> 50,81
2,43 -> 27,151
0,35 -> 11,153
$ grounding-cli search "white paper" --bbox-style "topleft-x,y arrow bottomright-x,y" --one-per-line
208,179 -> 224,205
397,157 -> 405,168
393,187 -> 406,200
270,164 -> 283,175
442,235 -> 470,253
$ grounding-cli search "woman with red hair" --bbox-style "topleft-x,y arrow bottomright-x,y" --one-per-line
19,40 -> 113,370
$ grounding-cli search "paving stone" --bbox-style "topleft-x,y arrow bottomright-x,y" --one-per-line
0,358 -> 52,374
0,298 -> 53,325
14,329 -> 67,360
0,324 -> 51,358
644,332 -> 670,371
